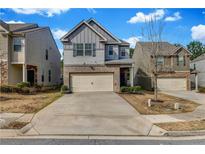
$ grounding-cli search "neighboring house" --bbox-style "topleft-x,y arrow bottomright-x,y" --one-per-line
0,20 -> 61,86
132,42 -> 191,91
190,53 -> 205,88
61,18 -> 133,92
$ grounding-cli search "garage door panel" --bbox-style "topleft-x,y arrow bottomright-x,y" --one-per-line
71,73 -> 113,92
157,78 -> 186,91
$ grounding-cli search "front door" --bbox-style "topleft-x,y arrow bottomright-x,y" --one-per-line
27,70 -> 35,86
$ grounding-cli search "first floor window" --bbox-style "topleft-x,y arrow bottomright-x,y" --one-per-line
48,70 -> 51,82
85,43 -> 92,56
108,45 -> 114,56
41,75 -> 44,82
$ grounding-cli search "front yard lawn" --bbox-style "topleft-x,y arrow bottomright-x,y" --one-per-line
0,91 -> 62,113
119,92 -> 199,115
155,120 -> 205,131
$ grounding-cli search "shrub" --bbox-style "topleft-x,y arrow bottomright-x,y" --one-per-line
0,85 -> 21,93
61,85 -> 71,94
120,86 -> 143,94
21,87 -> 30,94
16,82 -> 30,89
120,86 -> 130,93
199,87 -> 205,93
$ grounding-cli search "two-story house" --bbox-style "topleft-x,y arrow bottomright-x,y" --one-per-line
61,18 -> 133,92
0,20 -> 61,86
190,53 -> 205,90
132,42 -> 191,91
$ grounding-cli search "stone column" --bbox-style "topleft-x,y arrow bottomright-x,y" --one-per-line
195,74 -> 198,91
129,67 -> 134,87
23,64 -> 27,82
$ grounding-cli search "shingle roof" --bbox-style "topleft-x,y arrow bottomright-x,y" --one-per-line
0,20 -> 44,34
191,53 -> 205,62
137,42 -> 179,55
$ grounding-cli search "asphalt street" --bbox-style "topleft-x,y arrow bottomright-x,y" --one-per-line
1,138 -> 205,145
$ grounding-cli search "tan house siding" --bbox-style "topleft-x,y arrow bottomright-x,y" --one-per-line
25,28 -> 61,85
64,65 -> 120,92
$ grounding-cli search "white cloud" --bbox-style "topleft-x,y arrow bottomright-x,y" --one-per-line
87,8 -> 97,14
123,36 -> 141,48
11,8 -> 70,17
127,9 -> 165,24
191,24 -> 205,43
165,12 -> 182,22
52,28 -> 67,40
5,20 -> 25,24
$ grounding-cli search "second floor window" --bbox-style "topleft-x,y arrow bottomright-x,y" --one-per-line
76,43 -> 84,56
177,56 -> 185,66
120,47 -> 126,57
157,56 -> 164,65
73,43 -> 96,57
108,45 -> 114,56
85,43 -> 92,56
13,37 -> 24,52
45,49 -> 48,60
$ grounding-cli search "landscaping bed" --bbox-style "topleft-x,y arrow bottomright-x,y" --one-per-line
119,91 -> 199,115
155,119 -> 205,131
1,121 -> 29,129
0,91 -> 62,113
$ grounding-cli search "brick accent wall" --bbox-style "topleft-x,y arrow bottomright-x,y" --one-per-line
0,60 -> 8,85
64,65 -> 120,92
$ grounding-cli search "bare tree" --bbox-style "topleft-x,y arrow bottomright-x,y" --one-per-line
141,17 -> 165,101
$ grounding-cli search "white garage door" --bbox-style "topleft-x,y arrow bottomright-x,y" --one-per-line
71,73 -> 113,92
157,78 -> 187,91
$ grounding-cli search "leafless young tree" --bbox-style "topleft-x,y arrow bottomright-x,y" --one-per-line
141,17 -> 165,101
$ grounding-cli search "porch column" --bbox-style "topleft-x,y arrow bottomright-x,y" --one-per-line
195,73 -> 198,91
129,67 -> 134,87
23,64 -> 27,82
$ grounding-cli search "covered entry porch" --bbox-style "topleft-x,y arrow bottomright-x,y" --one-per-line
10,63 -> 37,85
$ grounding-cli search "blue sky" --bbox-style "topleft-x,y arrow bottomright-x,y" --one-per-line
1,8 -> 205,55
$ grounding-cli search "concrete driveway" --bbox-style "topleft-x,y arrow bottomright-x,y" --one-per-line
26,92 -> 152,136
162,90 -> 205,105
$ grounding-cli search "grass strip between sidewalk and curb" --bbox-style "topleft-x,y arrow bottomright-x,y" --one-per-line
155,119 -> 205,131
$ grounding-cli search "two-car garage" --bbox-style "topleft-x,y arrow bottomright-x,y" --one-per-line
70,73 -> 114,92
157,78 -> 187,91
